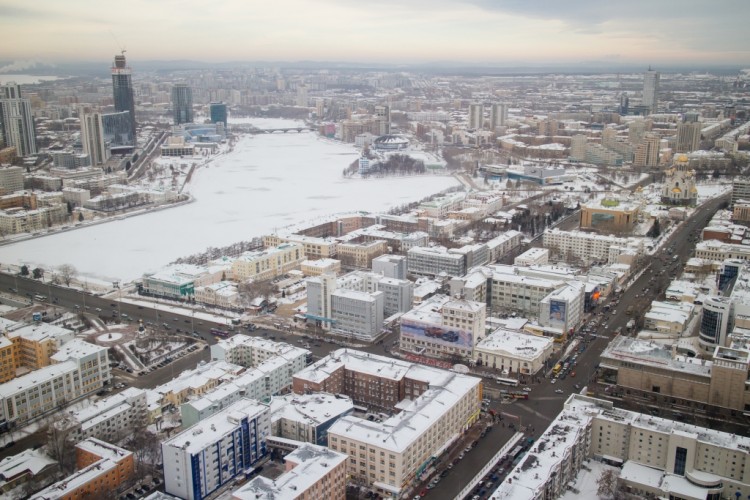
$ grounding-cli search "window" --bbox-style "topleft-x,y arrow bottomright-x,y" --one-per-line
674,447 -> 687,476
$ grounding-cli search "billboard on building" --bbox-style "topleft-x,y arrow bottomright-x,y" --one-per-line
549,300 -> 567,329
400,319 -> 473,349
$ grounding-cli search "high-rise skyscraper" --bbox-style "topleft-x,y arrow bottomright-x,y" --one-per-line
209,102 -> 228,128
0,83 -> 37,157
374,105 -> 390,135
642,67 -> 660,114
633,133 -> 660,168
102,111 -> 134,153
468,103 -> 484,130
111,53 -> 136,142
675,120 -> 702,153
489,103 -> 508,129
171,84 -> 193,125
80,107 -> 110,166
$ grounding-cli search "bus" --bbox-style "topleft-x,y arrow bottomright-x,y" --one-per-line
210,328 -> 230,338
34,294 -> 47,301
552,363 -> 563,375
496,377 -> 520,387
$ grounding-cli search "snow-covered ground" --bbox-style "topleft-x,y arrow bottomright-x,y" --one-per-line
0,119 -> 459,283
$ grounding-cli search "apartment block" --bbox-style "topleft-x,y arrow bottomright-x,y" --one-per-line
32,439 -> 134,500
297,350 -> 481,497
543,228 -> 644,264
231,243 -> 305,282
162,399 -> 270,500
55,387 -> 148,443
232,443 -> 347,500
146,361 -> 243,422
407,246 -> 467,277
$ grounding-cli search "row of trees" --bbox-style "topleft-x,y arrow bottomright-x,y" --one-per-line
18,263 -> 77,286
172,237 -> 264,266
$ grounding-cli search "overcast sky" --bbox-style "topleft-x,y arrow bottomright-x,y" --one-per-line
2,0 -> 748,66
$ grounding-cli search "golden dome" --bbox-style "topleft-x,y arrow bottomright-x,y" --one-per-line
672,187 -> 683,193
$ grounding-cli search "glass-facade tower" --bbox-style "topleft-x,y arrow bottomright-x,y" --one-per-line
172,84 -> 194,125
111,54 -> 136,141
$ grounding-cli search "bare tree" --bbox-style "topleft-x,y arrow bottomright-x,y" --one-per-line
46,416 -> 77,475
58,264 -> 76,287
596,468 -> 618,498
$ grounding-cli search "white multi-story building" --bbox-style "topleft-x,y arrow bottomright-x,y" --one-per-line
514,247 -> 549,267
376,277 -> 413,317
474,328 -> 554,375
539,281 -> 586,334
488,269 -> 563,318
372,254 -> 407,280
418,192 -> 466,218
485,230 -> 523,263
180,356 -> 303,428
57,387 -> 147,443
543,228 -> 645,264
407,246 -> 467,277
79,108 -> 110,166
162,399 -> 271,500
494,393 -> 750,500
400,295 -> 486,360
305,274 -> 336,329
695,239 -> 750,263
331,289 -> 384,341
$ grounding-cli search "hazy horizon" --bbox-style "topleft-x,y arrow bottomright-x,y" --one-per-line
2,0 -> 749,68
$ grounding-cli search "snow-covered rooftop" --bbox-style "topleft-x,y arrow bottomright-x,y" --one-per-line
476,328 -> 553,358
164,399 -> 269,454
232,443 -> 348,500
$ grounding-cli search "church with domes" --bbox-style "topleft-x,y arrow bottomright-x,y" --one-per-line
661,154 -> 698,206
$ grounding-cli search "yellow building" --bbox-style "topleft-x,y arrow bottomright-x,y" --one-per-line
580,197 -> 640,234
0,337 -> 16,383
6,323 -> 74,371
231,243 -> 305,282
263,234 -> 337,259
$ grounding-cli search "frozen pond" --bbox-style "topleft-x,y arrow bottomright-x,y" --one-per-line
0,120 -> 458,282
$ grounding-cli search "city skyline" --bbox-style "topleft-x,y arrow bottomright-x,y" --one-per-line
1,0 -> 749,67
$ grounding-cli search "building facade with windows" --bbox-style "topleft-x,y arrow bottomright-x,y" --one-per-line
314,350 -> 482,497
231,243 -> 305,282
162,399 -> 270,500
